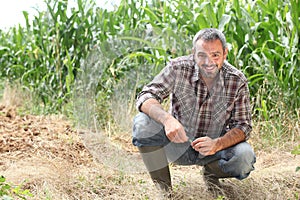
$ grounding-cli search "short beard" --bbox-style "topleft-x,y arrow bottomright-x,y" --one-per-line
199,65 -> 220,78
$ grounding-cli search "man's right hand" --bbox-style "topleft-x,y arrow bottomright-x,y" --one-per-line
163,115 -> 189,143
140,98 -> 189,143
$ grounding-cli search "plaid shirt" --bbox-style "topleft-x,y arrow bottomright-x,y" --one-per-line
136,54 -> 252,139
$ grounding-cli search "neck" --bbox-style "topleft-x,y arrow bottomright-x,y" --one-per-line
203,77 -> 215,90
200,72 -> 220,90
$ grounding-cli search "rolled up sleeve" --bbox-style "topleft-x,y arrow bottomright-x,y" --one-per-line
136,64 -> 175,111
231,82 -> 252,140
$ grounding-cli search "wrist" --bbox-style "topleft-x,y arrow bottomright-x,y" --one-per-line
160,113 -> 172,125
214,137 -> 224,152
214,128 -> 246,151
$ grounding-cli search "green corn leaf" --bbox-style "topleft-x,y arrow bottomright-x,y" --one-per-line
218,14 -> 231,32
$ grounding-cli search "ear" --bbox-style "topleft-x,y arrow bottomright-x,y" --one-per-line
223,48 -> 228,60
192,47 -> 195,54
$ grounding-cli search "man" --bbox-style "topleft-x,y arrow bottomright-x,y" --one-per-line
132,28 -> 256,196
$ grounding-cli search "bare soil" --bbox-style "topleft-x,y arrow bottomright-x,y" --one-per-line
0,105 -> 299,200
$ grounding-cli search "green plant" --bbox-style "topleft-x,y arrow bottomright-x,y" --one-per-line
291,144 -> 300,172
0,176 -> 33,199
0,0 -> 299,131
0,0 -> 100,113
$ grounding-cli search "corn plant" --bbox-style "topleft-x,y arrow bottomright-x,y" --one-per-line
0,0 -> 99,113
0,0 -> 299,126
110,0 -> 299,121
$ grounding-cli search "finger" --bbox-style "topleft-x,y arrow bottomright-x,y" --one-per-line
191,137 -> 205,145
177,129 -> 189,143
165,131 -> 174,141
173,134 -> 185,143
191,139 -> 203,148
199,147 -> 208,156
191,141 -> 200,150
167,132 -> 177,142
167,129 -> 186,143
167,131 -> 182,143
198,136 -> 208,142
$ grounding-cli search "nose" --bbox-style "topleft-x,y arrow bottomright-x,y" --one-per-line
204,55 -> 214,65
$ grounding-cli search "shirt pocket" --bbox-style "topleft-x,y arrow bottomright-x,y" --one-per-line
172,90 -> 197,120
211,95 -> 234,123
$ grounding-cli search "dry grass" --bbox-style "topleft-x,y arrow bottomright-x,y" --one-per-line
1,110 -> 300,200
0,85 -> 299,200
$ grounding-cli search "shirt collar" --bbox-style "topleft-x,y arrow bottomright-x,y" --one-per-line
192,64 -> 200,82
192,63 -> 226,93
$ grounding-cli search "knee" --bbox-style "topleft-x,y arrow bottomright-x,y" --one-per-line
132,112 -> 165,146
220,142 -> 256,180
235,142 -> 256,164
234,143 -> 256,179
133,112 -> 164,138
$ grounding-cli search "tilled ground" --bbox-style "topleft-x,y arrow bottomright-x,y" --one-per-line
0,105 -> 91,166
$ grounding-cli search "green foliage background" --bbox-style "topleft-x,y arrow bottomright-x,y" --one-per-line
0,0 -> 299,126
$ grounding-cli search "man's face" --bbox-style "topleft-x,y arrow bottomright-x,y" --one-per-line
193,39 -> 228,79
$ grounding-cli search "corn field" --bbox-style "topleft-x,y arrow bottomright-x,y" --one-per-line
0,0 -> 299,124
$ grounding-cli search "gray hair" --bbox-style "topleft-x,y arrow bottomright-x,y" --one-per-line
192,28 -> 227,51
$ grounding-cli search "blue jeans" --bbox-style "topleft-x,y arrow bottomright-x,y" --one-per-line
132,112 -> 256,180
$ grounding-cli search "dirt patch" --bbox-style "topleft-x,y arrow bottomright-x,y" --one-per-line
0,105 -> 94,197
0,105 -> 91,166
0,105 -> 299,200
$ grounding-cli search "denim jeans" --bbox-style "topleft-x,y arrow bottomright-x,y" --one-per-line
132,112 -> 256,180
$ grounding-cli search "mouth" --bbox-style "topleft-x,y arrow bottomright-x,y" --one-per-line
202,64 -> 217,72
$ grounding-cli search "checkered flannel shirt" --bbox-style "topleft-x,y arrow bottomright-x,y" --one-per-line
136,54 -> 252,139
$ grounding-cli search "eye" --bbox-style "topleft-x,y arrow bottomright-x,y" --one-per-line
197,53 -> 207,59
211,53 -> 221,58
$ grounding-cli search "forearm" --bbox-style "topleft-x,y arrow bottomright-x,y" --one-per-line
140,98 -> 172,125
215,128 -> 246,152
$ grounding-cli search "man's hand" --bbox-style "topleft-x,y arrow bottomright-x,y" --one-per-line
163,115 -> 189,143
190,128 -> 246,156
191,136 -> 219,156
140,98 -> 189,143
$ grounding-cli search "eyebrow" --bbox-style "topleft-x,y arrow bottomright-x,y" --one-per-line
197,51 -> 221,55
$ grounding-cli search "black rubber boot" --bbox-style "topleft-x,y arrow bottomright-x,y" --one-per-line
203,160 -> 233,196
204,160 -> 232,178
138,146 -> 172,194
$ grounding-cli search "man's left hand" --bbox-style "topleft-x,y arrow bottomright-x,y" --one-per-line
191,136 -> 219,156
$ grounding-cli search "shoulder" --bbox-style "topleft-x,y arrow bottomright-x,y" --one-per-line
222,61 -> 248,83
168,54 -> 195,70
